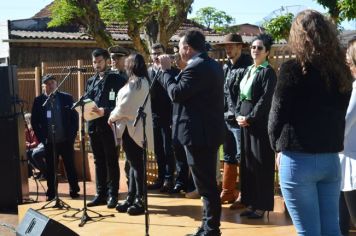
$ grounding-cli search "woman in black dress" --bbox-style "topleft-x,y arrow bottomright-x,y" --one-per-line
234,33 -> 277,218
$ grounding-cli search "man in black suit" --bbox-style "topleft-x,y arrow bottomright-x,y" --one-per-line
147,43 -> 175,192
31,74 -> 80,201
85,48 -> 127,208
158,30 -> 225,236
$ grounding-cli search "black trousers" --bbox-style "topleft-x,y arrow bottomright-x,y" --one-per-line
153,120 -> 175,181
45,140 -> 79,197
89,130 -> 119,197
339,190 -> 356,236
122,129 -> 143,198
173,142 -> 195,192
184,145 -> 221,233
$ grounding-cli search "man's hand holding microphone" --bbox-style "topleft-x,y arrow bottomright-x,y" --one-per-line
158,54 -> 172,71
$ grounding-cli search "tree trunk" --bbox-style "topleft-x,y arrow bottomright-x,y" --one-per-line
76,0 -> 114,48
128,21 -> 150,59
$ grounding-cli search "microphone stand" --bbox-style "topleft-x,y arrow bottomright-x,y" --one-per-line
133,68 -> 161,236
63,73 -> 114,227
38,70 -> 77,210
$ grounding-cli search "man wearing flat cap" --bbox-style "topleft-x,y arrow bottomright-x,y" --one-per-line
31,74 -> 80,201
216,33 -> 252,208
108,45 -> 129,80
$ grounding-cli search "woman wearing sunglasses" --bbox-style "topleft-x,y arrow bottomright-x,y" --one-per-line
268,10 -> 352,235
233,33 -> 277,219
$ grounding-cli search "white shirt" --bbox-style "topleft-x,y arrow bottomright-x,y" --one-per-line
109,77 -> 154,152
340,80 -> 356,191
187,52 -> 202,65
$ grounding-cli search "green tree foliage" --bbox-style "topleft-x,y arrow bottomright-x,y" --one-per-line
99,0 -> 193,57
49,0 -> 113,48
191,7 -> 234,33
315,0 -> 356,23
48,0 -> 193,58
263,13 -> 294,42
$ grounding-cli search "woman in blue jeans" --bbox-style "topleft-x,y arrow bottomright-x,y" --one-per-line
268,10 -> 353,236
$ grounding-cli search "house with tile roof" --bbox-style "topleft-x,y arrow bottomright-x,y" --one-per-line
0,3 -> 263,67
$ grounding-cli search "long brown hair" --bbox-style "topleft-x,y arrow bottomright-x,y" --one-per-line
125,53 -> 150,89
288,10 -> 352,93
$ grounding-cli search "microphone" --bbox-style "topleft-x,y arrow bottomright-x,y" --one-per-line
67,67 -> 87,72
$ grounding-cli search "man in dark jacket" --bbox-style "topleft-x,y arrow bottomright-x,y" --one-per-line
108,45 -> 129,80
147,43 -> 175,192
31,74 -> 80,201
158,30 -> 225,236
85,48 -> 127,208
216,33 -> 252,206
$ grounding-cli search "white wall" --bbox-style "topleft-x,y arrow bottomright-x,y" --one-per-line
0,20 -> 9,65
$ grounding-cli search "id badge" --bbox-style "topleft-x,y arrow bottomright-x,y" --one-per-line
46,110 -> 51,118
109,89 -> 115,101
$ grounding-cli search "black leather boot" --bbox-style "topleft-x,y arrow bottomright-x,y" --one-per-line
116,195 -> 134,213
127,197 -> 144,215
87,195 -> 107,207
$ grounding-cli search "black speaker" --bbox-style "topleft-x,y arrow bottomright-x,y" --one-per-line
16,208 -> 79,236
0,65 -> 29,210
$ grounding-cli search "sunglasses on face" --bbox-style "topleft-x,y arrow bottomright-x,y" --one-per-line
250,45 -> 264,51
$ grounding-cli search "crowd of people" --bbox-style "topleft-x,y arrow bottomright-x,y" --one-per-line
25,9 -> 356,236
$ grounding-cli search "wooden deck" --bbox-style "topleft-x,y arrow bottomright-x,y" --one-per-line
8,159 -> 355,236
18,193 -> 295,236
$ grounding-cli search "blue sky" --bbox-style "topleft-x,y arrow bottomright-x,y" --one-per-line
1,0 -> 355,29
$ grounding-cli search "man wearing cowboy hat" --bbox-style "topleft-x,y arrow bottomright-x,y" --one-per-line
216,33 -> 252,209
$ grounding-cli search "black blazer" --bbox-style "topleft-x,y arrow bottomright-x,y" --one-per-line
31,92 -> 78,144
268,59 -> 350,153
159,52 -> 225,147
86,71 -> 127,133
148,66 -> 173,125
233,63 -> 277,130
224,53 -> 252,124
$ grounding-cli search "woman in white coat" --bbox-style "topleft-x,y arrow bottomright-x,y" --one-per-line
108,53 -> 154,216
340,37 -> 356,236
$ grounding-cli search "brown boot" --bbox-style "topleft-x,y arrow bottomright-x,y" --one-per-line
220,163 -> 239,204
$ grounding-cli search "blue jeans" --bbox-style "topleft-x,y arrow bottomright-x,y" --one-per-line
279,151 -> 341,236
223,122 -> 241,164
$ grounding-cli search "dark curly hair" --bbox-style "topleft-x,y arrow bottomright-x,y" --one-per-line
251,33 -> 274,52
289,10 -> 352,93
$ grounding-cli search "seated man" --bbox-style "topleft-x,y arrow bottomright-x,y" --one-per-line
24,113 -> 46,180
